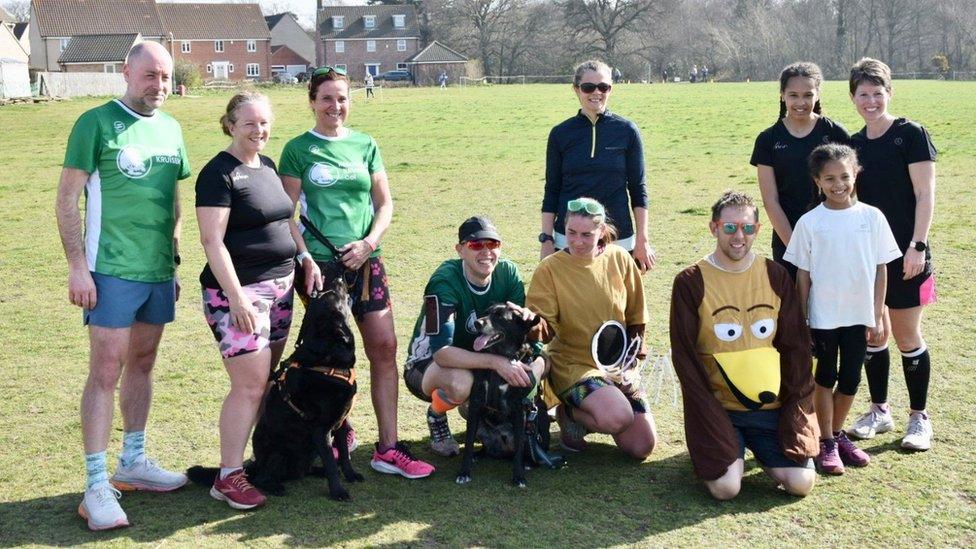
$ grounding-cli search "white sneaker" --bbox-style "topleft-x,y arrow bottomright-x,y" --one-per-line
847,404 -> 895,440
111,456 -> 188,492
78,483 -> 129,531
901,412 -> 933,451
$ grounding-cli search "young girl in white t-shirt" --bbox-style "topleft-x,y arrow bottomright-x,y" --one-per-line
784,143 -> 901,476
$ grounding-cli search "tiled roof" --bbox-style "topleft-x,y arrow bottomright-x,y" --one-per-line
32,0 -> 165,37
406,40 -> 467,64
158,2 -> 270,40
58,33 -> 139,63
318,5 -> 419,40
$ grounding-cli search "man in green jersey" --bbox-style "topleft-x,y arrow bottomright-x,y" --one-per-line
55,42 -> 191,531
403,217 -> 547,457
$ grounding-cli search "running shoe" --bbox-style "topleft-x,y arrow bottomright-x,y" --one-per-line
210,469 -> 266,510
815,438 -> 844,475
901,412 -> 933,451
78,483 -> 129,531
847,403 -> 894,440
111,456 -> 187,492
835,431 -> 870,467
427,409 -> 460,457
370,442 -> 435,479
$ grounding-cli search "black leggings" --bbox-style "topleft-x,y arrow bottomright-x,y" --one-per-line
812,325 -> 866,396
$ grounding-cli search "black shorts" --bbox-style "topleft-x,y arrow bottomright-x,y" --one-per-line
295,256 -> 392,319
885,255 -> 937,309
403,358 -> 433,402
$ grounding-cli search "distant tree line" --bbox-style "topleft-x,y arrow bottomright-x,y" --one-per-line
370,0 -> 976,81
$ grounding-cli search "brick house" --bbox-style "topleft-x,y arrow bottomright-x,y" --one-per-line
266,12 -> 313,78
28,0 -> 166,72
317,4 -> 421,82
158,2 -> 271,82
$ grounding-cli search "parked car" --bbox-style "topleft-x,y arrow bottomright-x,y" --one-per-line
273,72 -> 298,84
376,70 -> 413,82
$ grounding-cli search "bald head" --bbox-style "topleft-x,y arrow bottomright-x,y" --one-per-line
122,41 -> 173,114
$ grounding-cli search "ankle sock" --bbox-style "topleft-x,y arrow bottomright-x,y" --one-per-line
85,451 -> 108,490
864,345 -> 890,404
901,346 -> 930,411
219,466 -> 242,480
119,431 -> 145,467
430,389 -> 461,415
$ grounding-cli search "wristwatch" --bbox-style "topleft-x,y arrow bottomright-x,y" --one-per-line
538,233 -> 554,244
173,254 -> 182,266
909,241 -> 927,252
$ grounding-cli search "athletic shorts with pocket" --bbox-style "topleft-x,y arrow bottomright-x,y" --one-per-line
885,255 -> 937,309
295,256 -> 391,319
84,272 -> 176,328
403,357 -> 434,402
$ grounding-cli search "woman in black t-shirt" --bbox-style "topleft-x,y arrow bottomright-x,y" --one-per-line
751,62 -> 849,279
846,58 -> 938,452
195,92 -> 320,509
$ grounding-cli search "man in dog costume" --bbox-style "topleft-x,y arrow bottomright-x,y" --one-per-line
669,191 -> 819,500
402,217 -> 547,458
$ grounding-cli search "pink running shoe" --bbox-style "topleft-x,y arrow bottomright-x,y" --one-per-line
370,442 -> 435,479
332,423 -> 359,460
815,438 -> 845,475
835,431 -> 870,467
210,469 -> 266,510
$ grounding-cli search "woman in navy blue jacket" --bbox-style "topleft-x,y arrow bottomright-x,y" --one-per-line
540,60 -> 656,272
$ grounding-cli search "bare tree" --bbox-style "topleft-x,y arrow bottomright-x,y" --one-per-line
451,0 -> 519,76
1,0 -> 31,21
560,0 -> 672,66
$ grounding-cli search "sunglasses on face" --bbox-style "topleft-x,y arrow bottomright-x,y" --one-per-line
313,65 -> 347,77
464,240 -> 501,251
567,198 -> 605,216
719,222 -> 759,235
578,82 -> 611,93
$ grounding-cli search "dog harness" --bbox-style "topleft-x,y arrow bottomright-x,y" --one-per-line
272,361 -> 357,421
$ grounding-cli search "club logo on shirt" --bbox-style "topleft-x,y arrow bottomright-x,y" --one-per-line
894,137 -> 903,146
465,311 -> 478,334
309,145 -> 320,154
116,145 -> 152,179
308,163 -> 336,187
113,121 -> 126,133
774,141 -> 787,150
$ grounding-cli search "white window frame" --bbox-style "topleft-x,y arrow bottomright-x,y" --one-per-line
366,40 -> 376,53
364,15 -> 376,29
206,63 -> 212,73
397,39 -> 406,52
181,41 -> 191,53
332,16 -> 344,29
214,40 -> 224,52
365,63 -> 379,76
246,40 -> 256,52
246,63 -> 260,77
335,40 -> 344,53
59,38 -> 70,52
393,14 -> 405,28
396,62 -> 408,71
271,64 -> 285,73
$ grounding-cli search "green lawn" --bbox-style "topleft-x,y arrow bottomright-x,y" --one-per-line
0,81 -> 974,546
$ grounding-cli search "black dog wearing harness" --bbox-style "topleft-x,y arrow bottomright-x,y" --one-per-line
188,277 -> 363,501
456,303 -> 564,488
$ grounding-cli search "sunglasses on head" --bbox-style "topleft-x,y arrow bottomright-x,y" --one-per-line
567,198 -> 605,216
313,65 -> 347,77
578,82 -> 611,93
719,222 -> 759,235
464,240 -> 501,251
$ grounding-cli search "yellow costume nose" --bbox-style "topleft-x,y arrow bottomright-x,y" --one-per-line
713,347 -> 781,410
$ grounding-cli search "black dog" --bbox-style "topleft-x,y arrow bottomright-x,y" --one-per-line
188,277 -> 363,501
456,303 -> 563,487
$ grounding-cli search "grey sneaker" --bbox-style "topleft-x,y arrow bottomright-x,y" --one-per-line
901,412 -> 933,451
78,483 -> 129,531
427,410 -> 460,457
556,405 -> 588,453
111,457 -> 188,492
847,404 -> 895,440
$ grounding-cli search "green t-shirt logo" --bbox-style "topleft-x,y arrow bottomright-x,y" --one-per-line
308,162 -> 336,187
117,144 -> 152,179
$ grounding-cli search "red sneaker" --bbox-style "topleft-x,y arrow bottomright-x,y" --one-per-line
210,469 -> 266,510
370,442 -> 435,479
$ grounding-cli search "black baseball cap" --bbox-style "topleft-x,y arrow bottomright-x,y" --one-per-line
458,216 -> 501,243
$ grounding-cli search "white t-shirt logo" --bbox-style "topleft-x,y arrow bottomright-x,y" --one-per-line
308,163 -> 336,187
117,145 -> 151,179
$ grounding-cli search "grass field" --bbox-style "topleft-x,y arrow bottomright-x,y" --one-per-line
0,80 -> 974,547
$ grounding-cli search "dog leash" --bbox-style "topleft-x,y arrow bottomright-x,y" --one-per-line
299,215 -> 371,301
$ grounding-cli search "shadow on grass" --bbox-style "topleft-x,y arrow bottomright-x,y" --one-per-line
0,443 -> 807,546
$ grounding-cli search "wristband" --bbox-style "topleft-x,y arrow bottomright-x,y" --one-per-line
296,251 -> 313,264
363,236 -> 378,252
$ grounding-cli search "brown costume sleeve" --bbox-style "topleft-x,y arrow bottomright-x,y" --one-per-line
669,266 -> 740,480
767,260 -> 821,461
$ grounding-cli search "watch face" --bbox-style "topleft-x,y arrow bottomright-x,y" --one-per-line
914,241 -> 927,251
538,233 -> 552,243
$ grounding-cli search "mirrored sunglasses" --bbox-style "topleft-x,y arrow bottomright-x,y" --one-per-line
720,222 -> 759,235
464,240 -> 501,251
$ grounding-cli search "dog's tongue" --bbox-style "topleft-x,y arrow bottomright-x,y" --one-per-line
473,334 -> 490,352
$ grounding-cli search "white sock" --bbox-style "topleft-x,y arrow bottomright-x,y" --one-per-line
219,466 -> 242,480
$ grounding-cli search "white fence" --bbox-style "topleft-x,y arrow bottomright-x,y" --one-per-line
36,72 -> 126,98
0,59 -> 31,99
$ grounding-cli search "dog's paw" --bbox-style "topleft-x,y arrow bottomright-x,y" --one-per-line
455,474 -> 472,485
267,485 -> 286,497
344,469 -> 365,482
512,478 -> 527,489
329,487 -> 351,501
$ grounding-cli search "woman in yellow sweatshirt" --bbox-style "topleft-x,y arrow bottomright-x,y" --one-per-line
527,197 -> 656,458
